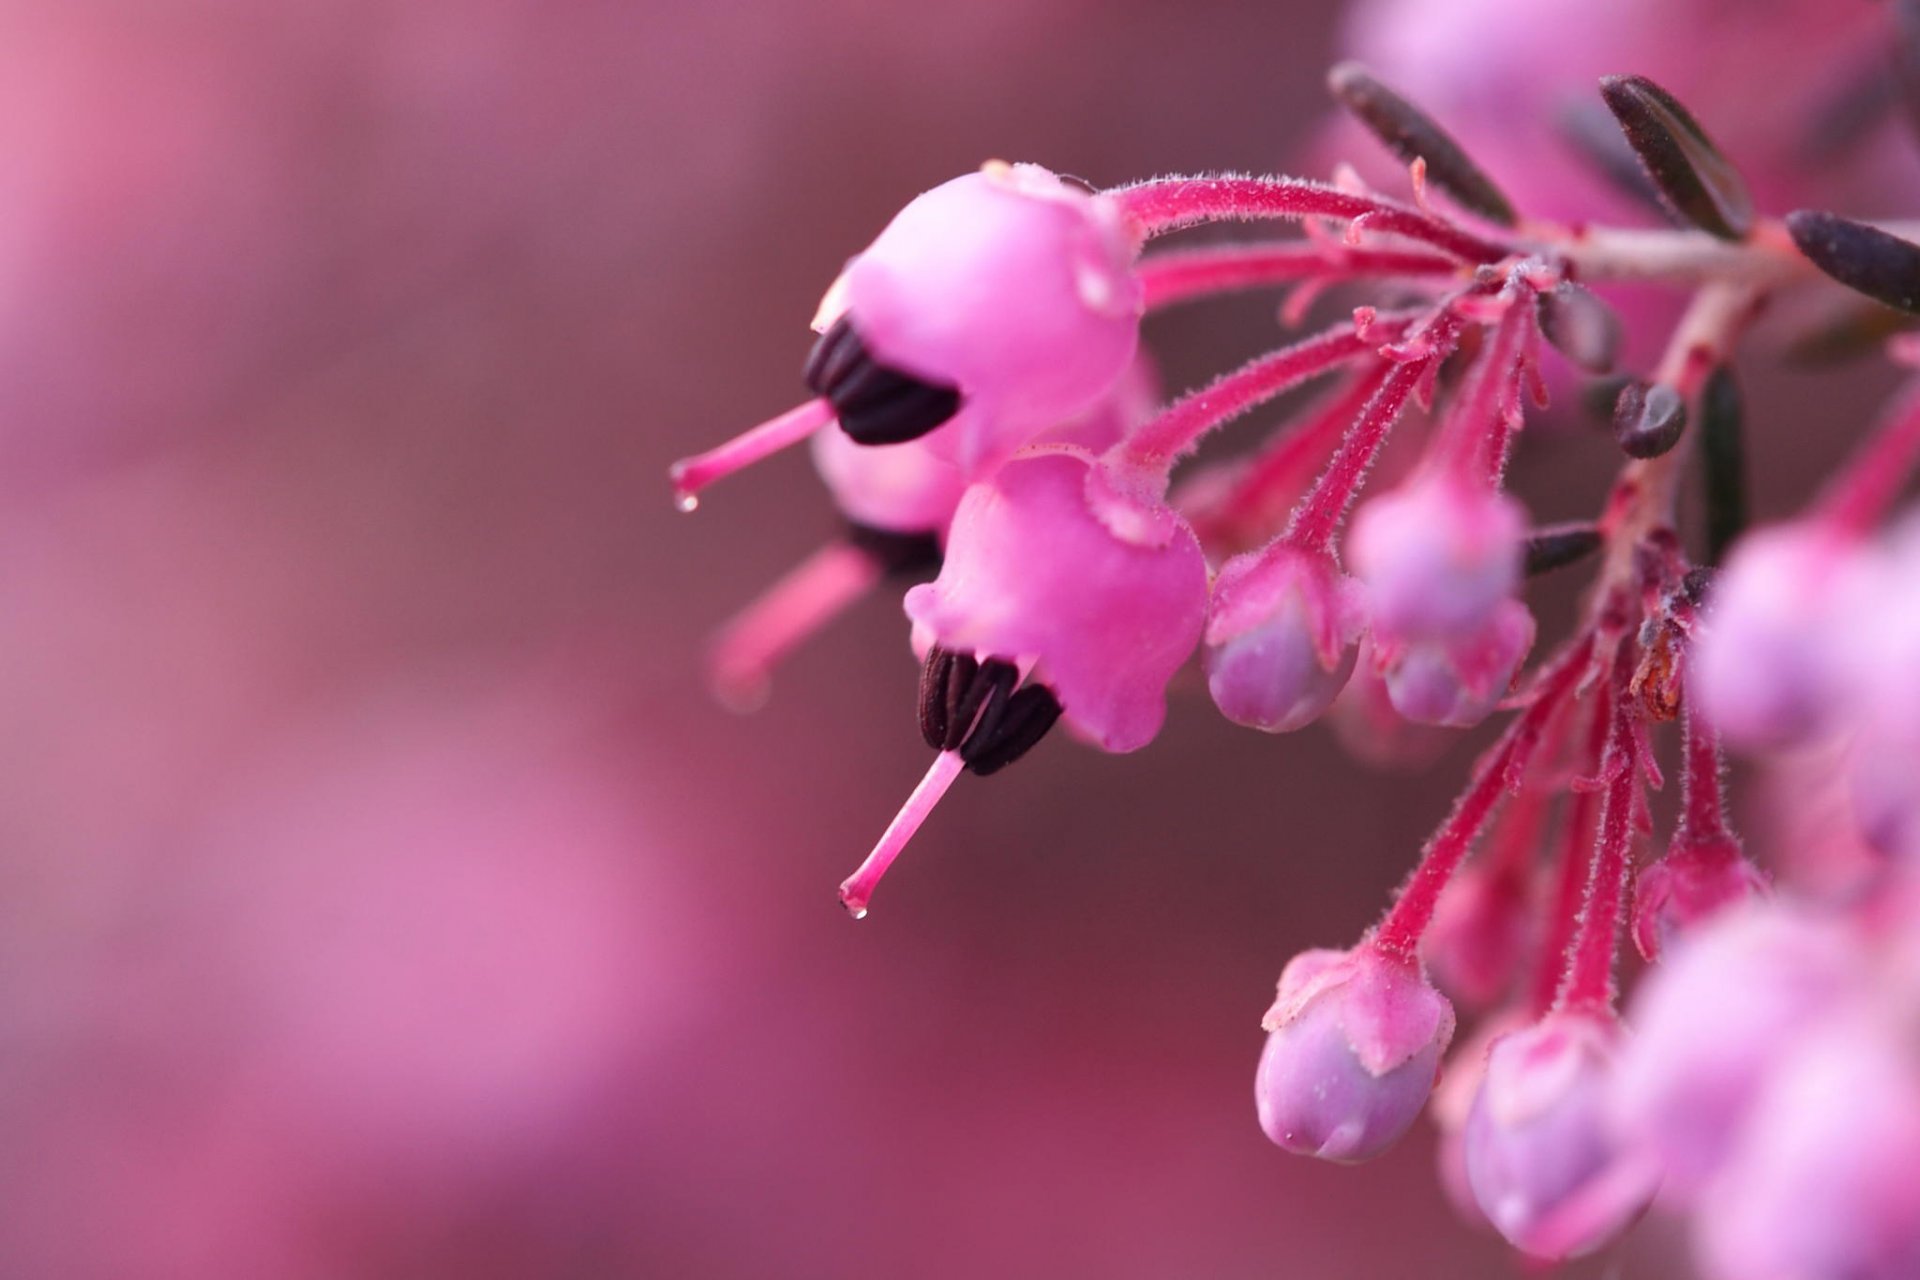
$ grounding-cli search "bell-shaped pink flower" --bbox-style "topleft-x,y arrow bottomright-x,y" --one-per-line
1696,1018 -> 1920,1280
1431,1011 -> 1527,1231
1464,1012 -> 1660,1260
1350,477 -> 1526,641
1378,598 -> 1535,728
1693,524 -> 1870,751
1254,945 -> 1456,1163
1613,905 -> 1863,1200
905,449 -> 1208,754
1204,546 -> 1364,733
1629,830 -> 1768,961
837,162 -> 1144,471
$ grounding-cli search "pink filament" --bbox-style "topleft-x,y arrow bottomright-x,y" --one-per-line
1137,242 -> 1457,311
1558,645 -> 1643,1013
707,540 -> 888,711
1109,175 -> 1511,264
669,398 -> 836,509
839,750 -> 966,918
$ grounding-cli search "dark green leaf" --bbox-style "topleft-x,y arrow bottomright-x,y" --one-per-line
1599,75 -> 1754,241
1328,62 -> 1517,227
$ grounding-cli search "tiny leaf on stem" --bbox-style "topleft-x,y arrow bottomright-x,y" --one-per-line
1700,365 -> 1748,565
1598,75 -> 1754,241
1327,61 -> 1517,227
1538,282 -> 1621,374
1613,381 -> 1687,459
1786,210 -> 1920,315
1524,523 -> 1605,577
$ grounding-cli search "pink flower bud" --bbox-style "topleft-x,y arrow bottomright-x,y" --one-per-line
1613,905 -> 1863,1200
1203,546 -> 1363,733
1693,524 -> 1869,751
1378,598 -> 1535,728
1431,1011 -> 1528,1231
841,163 -> 1143,471
1254,946 -> 1456,1163
1422,862 -> 1532,1008
1464,1012 -> 1660,1260
1629,831 -> 1768,961
904,450 -> 1207,754
1696,1018 -> 1920,1280
1349,478 -> 1526,641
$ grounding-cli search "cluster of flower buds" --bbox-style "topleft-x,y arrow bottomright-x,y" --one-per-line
678,24 -> 1920,1274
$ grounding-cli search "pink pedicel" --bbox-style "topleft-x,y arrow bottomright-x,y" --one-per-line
1255,946 -> 1456,1163
1376,597 -> 1536,728
1612,905 -> 1863,1200
1694,1017 -> 1920,1280
1463,1012 -> 1660,1260
1349,477 -> 1527,642
1203,546 -> 1364,733
1691,524 -> 1872,751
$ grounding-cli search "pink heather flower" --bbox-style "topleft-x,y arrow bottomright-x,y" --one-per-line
1695,1017 -> 1920,1280
829,162 -> 1143,471
1629,829 -> 1768,961
1692,523 -> 1870,752
671,162 -> 1145,506
1254,946 -> 1456,1163
1612,904 -> 1864,1201
905,449 -> 1208,755
807,428 -> 970,536
1377,597 -> 1535,728
1203,545 -> 1364,733
1430,1011 -> 1527,1231
1464,1012 -> 1660,1260
1349,477 -> 1526,642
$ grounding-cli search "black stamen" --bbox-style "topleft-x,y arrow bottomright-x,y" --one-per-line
947,659 -> 1017,753
918,646 -> 957,750
963,685 -> 1064,776
846,523 -> 943,576
803,316 -> 963,446
941,653 -> 982,752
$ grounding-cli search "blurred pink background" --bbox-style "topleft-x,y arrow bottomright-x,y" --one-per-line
0,2 -> 1899,1276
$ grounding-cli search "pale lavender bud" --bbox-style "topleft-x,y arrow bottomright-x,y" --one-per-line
1464,1012 -> 1660,1260
1613,905 -> 1864,1201
1696,1018 -> 1920,1280
1204,546 -> 1364,733
1349,477 -> 1526,641
1255,946 -> 1456,1163
1379,597 -> 1535,728
1693,524 -> 1871,751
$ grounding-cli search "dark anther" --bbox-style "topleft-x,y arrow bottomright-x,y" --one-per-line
962,685 -> 1064,776
945,658 -> 1016,753
1524,522 -> 1605,577
1680,566 -> 1716,607
1327,61 -> 1517,227
1613,380 -> 1687,459
846,523 -> 943,577
1598,75 -> 1754,241
918,646 -> 958,750
1786,211 -> 1920,316
914,647 -> 1063,774
803,316 -> 963,445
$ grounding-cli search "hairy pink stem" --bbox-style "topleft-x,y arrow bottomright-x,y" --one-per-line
707,540 -> 887,710
1677,700 -> 1732,842
1283,317 -> 1463,553
669,398 -> 836,510
1137,242 -> 1457,310
1530,700 -> 1608,1018
1371,636 -> 1592,961
1121,314 -> 1415,472
1459,299 -> 1539,484
1811,377 -> 1920,536
1109,176 -> 1511,264
1558,647 -> 1643,1013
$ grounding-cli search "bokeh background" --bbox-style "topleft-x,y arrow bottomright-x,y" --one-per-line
1,1 -> 1911,1276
